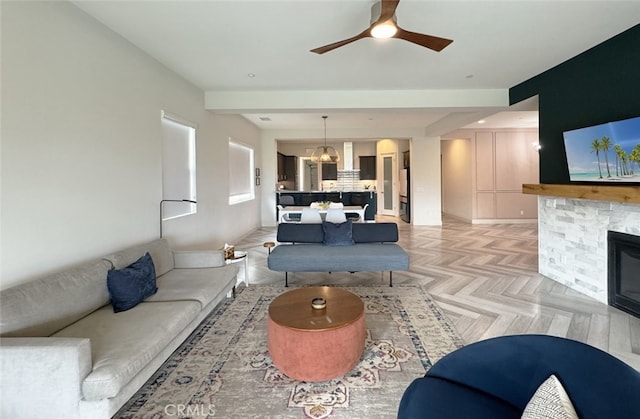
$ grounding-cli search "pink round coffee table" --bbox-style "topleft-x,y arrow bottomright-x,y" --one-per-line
267,286 -> 365,382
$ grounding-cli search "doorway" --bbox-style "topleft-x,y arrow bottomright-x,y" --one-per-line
380,152 -> 397,216
300,157 -> 319,191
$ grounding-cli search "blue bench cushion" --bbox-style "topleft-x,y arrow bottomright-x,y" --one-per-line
276,222 -> 399,244
277,223 -> 323,243
267,243 -> 409,272
352,222 -> 399,243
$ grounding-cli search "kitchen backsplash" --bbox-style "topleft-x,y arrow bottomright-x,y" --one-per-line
321,170 -> 376,191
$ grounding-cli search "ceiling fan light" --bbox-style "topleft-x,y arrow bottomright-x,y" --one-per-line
371,21 -> 397,38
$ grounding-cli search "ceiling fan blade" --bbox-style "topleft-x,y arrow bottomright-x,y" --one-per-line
395,27 -> 453,52
377,0 -> 400,23
310,28 -> 371,54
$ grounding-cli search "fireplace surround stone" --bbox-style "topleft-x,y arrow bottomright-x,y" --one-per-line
538,196 -> 640,304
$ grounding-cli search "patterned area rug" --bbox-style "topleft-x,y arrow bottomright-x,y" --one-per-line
115,285 -> 464,418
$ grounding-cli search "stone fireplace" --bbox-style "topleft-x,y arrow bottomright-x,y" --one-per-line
537,195 -> 640,305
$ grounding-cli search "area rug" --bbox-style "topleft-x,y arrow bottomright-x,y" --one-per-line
115,285 -> 464,419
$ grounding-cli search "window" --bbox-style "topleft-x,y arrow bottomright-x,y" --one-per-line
161,111 -> 197,220
228,139 -> 255,205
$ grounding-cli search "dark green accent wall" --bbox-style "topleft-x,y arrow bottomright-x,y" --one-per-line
510,24 -> 640,184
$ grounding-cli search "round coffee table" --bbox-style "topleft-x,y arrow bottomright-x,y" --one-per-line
267,286 -> 365,382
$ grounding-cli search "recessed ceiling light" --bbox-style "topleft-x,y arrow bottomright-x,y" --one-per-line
247,73 -> 255,78
478,120 -> 485,124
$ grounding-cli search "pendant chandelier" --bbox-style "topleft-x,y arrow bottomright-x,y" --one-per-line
310,115 -> 340,163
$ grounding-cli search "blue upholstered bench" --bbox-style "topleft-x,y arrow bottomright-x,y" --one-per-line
267,222 -> 409,287
398,334 -> 640,419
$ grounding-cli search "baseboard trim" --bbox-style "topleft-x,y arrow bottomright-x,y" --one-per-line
471,218 -> 537,224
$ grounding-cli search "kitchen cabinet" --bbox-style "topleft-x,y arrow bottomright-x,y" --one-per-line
284,155 -> 296,182
277,152 -> 286,181
359,156 -> 376,180
277,152 -> 297,183
322,163 -> 337,180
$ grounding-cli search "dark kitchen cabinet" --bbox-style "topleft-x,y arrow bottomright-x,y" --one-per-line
277,152 -> 286,181
359,156 -> 376,180
322,163 -> 337,180
284,155 -> 296,182
277,152 -> 297,183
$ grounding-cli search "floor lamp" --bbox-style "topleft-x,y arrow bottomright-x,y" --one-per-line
160,199 -> 196,238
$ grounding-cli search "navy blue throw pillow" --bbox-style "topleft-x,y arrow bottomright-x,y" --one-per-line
107,252 -> 158,313
322,220 -> 355,246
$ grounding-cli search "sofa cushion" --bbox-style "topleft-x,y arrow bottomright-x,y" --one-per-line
268,243 -> 409,272
322,220 -> 354,246
145,265 -> 238,307
0,259 -> 112,337
276,222 -> 400,244
521,375 -> 578,419
352,222 -> 399,243
173,250 -> 225,268
107,252 -> 158,313
53,300 -> 201,400
277,223 -> 324,243
104,238 -> 174,277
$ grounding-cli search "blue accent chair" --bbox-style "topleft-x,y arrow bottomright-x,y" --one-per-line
398,334 -> 640,419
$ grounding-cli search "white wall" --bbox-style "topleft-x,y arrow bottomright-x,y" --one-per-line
411,137 -> 443,226
1,2 -> 260,289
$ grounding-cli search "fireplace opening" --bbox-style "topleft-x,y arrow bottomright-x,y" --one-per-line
608,231 -> 640,318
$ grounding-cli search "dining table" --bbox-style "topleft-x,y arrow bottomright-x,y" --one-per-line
278,205 -> 366,223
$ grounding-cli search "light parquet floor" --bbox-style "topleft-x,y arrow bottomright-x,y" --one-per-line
235,216 -> 640,370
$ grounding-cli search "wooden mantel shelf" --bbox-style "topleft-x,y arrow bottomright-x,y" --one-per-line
523,184 -> 640,204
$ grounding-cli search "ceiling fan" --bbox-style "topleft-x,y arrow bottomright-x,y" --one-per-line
310,0 -> 453,55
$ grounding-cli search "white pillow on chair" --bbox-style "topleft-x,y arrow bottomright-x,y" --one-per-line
325,208 -> 347,223
521,375 -> 578,419
300,207 -> 322,223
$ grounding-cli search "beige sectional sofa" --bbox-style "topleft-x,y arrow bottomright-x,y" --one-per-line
0,238 -> 240,419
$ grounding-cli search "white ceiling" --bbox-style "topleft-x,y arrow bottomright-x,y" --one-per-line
72,0 -> 640,132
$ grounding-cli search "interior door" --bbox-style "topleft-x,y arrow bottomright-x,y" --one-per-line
380,153 -> 396,216
300,158 -> 318,191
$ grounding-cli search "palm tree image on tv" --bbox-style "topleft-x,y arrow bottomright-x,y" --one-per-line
563,116 -> 640,182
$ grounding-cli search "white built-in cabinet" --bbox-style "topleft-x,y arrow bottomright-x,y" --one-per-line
474,130 -> 539,220
442,129 -> 539,222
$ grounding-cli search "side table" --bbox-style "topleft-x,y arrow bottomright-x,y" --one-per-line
267,286 -> 365,381
225,250 -> 249,286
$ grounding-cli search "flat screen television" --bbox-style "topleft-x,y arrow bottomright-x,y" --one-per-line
563,115 -> 640,183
